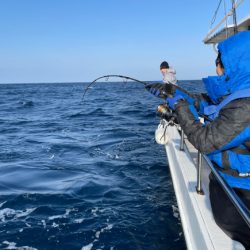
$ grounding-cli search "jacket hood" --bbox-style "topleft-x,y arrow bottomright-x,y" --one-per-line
203,31 -> 250,103
168,68 -> 176,74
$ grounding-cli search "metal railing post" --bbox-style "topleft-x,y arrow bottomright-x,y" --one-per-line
196,152 -> 204,195
180,129 -> 184,151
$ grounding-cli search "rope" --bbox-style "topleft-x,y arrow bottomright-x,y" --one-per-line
223,0 -> 228,38
210,0 -> 223,29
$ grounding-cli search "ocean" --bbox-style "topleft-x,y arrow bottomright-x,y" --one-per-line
0,80 -> 203,250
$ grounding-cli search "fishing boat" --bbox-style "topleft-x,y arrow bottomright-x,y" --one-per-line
155,1 -> 250,249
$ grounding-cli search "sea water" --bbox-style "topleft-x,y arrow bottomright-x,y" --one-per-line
0,81 -> 203,249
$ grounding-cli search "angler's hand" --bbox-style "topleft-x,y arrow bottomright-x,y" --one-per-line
145,83 -> 175,99
166,95 -> 184,110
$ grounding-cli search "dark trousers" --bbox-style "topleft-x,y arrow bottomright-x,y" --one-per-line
209,173 -> 250,249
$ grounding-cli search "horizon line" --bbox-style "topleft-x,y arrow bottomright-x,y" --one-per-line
0,79 -> 201,85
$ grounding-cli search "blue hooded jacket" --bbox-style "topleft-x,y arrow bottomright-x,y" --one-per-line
202,31 -> 250,189
203,31 -> 250,104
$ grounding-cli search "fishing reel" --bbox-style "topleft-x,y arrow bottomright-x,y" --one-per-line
155,103 -> 178,145
156,103 -> 177,123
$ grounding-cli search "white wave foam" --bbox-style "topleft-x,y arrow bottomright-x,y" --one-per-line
0,208 -> 36,223
81,224 -> 113,250
52,222 -> 59,228
15,208 -> 36,218
0,201 -> 7,208
0,208 -> 16,222
91,207 -> 98,217
172,204 -> 180,219
74,218 -> 84,224
41,220 -> 46,228
49,154 -> 55,159
48,208 -> 71,220
81,243 -> 93,250
2,241 -> 37,250
95,224 -> 113,239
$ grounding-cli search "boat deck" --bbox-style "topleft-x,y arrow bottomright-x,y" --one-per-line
164,125 -> 244,249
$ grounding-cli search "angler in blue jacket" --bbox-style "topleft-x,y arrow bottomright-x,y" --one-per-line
146,31 -> 250,247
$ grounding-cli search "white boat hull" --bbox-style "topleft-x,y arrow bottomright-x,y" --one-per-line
163,124 -> 244,249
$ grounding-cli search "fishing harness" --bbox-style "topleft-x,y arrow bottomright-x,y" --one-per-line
204,88 -> 250,177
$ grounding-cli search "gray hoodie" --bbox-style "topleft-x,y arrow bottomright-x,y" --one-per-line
162,67 -> 177,85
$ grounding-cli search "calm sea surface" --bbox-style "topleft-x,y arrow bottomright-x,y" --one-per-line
0,80 -> 204,250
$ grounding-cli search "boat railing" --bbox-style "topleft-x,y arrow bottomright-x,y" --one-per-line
180,128 -> 250,228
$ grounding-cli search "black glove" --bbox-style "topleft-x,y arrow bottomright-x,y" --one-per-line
145,83 -> 175,99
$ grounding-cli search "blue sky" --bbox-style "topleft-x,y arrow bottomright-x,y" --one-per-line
0,0 -> 249,83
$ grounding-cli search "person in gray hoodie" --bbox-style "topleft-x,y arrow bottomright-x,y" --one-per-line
160,61 -> 177,85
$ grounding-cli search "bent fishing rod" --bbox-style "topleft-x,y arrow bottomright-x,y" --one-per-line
82,75 -> 148,101
82,74 -> 191,100
82,74 -> 212,121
